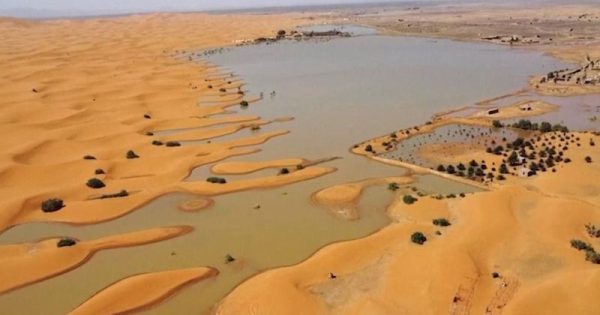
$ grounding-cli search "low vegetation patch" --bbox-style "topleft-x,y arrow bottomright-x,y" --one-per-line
165,141 -> 181,147
411,232 -> 427,245
86,178 -> 106,189
57,238 -> 77,248
240,100 -> 249,107
388,182 -> 400,191
100,190 -> 129,199
95,169 -> 105,175
83,155 -> 96,160
41,198 -> 64,213
207,177 -> 227,184
571,239 -> 593,251
152,140 -> 163,146
126,150 -> 139,159
403,194 -> 418,205
433,218 -> 451,227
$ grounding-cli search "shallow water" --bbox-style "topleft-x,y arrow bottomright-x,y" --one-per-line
0,26 -> 571,314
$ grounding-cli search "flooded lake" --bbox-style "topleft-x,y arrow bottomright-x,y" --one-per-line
0,26 -> 572,314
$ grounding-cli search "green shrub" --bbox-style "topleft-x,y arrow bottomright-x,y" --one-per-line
100,190 -> 129,199
57,238 -> 77,248
126,150 -> 139,159
540,122 -> 552,133
388,182 -> 400,191
165,141 -> 181,147
207,177 -> 227,184
86,178 -> 106,189
571,239 -> 593,251
411,232 -> 427,245
585,250 -> 600,264
403,194 -> 418,205
41,198 -> 64,213
433,218 -> 451,227
552,124 -> 569,132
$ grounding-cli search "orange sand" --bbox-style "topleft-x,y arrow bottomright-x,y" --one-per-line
70,267 -> 218,315
0,226 -> 192,294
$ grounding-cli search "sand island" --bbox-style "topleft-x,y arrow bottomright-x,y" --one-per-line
0,1 -> 599,314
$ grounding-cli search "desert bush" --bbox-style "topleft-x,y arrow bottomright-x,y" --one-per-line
41,198 -> 64,213
152,140 -> 163,146
388,182 -> 400,191
145,131 -> 154,136
279,168 -> 290,175
126,150 -> 139,159
83,155 -> 96,160
585,156 -> 593,163
403,194 -> 418,205
57,238 -> 77,248
492,120 -> 503,128
497,174 -> 506,180
86,178 -> 105,189
411,232 -> 427,245
433,218 -> 451,227
225,254 -> 236,263
240,100 -> 249,107
165,141 -> 181,147
571,239 -> 593,251
207,177 -> 227,184
586,223 -> 600,238
100,190 -> 129,199
585,250 -> 600,264
365,144 -> 373,152
95,168 -> 105,175
437,165 -> 446,172
457,163 -> 466,171
143,114 -> 151,119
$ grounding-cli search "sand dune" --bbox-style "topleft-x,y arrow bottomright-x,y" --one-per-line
0,226 -> 192,294
211,158 -> 305,174
69,267 -> 219,315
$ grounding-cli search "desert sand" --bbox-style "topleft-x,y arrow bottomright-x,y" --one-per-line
70,267 -> 218,315
0,226 -> 192,294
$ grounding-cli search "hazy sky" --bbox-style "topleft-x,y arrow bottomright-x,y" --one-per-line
0,0 -> 416,15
